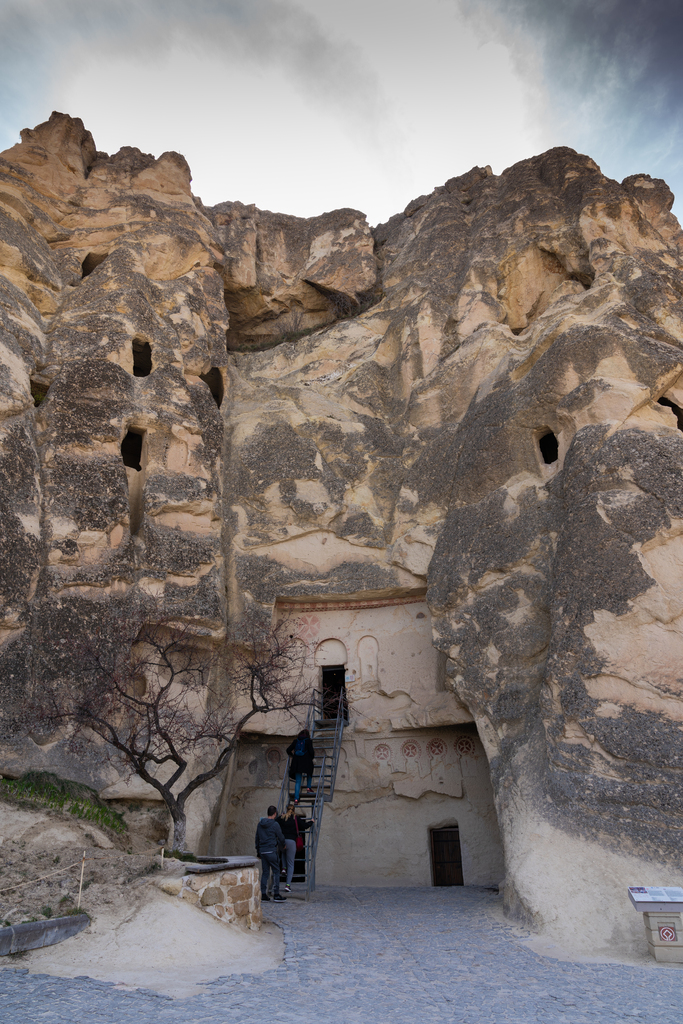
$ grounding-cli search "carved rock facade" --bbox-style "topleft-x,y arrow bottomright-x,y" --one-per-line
2,112 -> 683,949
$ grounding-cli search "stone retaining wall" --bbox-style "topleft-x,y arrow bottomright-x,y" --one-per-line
178,866 -> 261,930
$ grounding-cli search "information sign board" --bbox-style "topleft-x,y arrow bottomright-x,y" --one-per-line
628,887 -> 683,913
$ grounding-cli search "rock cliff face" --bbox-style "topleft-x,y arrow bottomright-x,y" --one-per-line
2,112 -> 683,945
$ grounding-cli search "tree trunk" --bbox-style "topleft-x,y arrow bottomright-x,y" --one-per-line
171,813 -> 187,851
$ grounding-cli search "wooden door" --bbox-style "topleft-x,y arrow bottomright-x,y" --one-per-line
431,827 -> 464,886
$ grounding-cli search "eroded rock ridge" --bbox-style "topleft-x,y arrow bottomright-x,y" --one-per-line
2,112 -> 683,938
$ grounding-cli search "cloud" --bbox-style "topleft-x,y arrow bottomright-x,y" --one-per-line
460,0 -> 683,202
0,0 -> 393,152
3,0 -> 680,221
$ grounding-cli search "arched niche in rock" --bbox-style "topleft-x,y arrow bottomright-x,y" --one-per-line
314,638 -> 348,718
358,635 -> 379,683
314,638 -> 348,666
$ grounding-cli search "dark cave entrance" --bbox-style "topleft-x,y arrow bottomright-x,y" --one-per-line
121,428 -> 145,535
200,367 -> 224,408
538,430 -> 559,464
657,396 -> 683,432
132,339 -> 152,378
81,252 -> 107,277
321,664 -> 346,720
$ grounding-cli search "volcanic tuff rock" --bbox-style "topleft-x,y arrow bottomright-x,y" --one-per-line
2,111 -> 683,937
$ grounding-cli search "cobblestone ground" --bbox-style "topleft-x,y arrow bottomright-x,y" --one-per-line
2,886 -> 683,1023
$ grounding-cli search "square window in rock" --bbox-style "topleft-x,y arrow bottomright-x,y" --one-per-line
132,340 -> 152,377
538,430 -> 559,465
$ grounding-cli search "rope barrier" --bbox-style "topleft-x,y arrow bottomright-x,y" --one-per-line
0,848 -> 166,895
0,860 -> 82,895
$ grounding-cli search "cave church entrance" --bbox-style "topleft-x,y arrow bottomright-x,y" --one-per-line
321,664 -> 345,720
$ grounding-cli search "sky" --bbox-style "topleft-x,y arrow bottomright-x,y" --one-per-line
0,0 -> 682,225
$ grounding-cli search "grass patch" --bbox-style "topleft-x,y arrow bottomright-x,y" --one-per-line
0,771 -> 126,834
30,381 -> 49,407
163,849 -> 197,862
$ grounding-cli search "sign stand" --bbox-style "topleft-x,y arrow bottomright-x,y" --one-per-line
628,887 -> 683,963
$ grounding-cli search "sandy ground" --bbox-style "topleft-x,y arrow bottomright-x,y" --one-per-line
486,892 -> 657,969
13,888 -> 284,998
0,798 -> 283,997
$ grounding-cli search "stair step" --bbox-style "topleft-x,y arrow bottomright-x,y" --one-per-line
279,700 -> 347,896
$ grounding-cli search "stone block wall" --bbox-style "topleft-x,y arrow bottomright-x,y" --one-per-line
177,866 -> 261,931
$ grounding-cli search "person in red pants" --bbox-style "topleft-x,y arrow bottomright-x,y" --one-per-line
276,803 -> 313,891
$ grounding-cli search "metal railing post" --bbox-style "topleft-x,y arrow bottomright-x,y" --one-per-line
277,758 -> 291,815
276,686 -> 348,899
305,752 -> 326,900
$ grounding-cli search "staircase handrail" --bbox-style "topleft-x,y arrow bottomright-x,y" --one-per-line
305,752 -> 326,898
276,757 -> 290,815
324,685 -> 347,804
275,685 -> 347,896
306,689 -> 322,731
277,688 -> 321,815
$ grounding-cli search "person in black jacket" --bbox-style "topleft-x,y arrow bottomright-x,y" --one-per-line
286,728 -> 315,803
276,803 -> 313,891
255,805 -> 287,901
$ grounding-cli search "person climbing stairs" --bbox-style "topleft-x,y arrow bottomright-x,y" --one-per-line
277,686 -> 347,898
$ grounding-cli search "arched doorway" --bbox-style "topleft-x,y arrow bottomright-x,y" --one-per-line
314,638 -> 348,719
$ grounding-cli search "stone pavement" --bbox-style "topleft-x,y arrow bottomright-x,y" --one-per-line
2,886 -> 683,1023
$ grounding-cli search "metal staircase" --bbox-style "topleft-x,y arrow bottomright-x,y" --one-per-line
276,687 -> 346,899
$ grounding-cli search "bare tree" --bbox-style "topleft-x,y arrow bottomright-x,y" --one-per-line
30,606 -> 311,850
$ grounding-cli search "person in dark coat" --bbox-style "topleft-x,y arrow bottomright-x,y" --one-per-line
276,803 -> 313,891
255,805 -> 287,901
286,728 -> 315,803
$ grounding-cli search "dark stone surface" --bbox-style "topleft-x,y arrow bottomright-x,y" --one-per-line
0,914 -> 89,955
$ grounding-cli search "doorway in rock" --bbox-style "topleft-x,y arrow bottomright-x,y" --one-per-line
431,826 -> 464,886
321,664 -> 345,719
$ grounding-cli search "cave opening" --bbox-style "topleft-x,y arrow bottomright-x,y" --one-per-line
121,428 -> 145,535
199,367 -> 224,408
30,380 -> 49,407
81,252 -> 107,277
132,339 -> 152,378
121,430 -> 143,471
539,430 -> 559,465
657,396 -> 683,432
